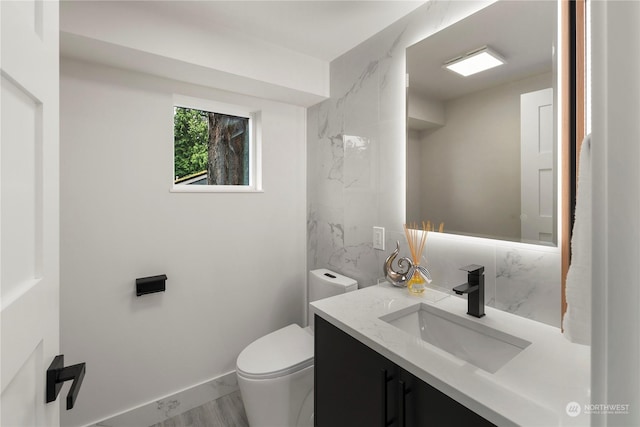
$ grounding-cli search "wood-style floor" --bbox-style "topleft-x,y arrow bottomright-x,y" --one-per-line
149,390 -> 249,427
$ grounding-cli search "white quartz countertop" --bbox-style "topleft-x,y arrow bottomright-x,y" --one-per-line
310,283 -> 590,427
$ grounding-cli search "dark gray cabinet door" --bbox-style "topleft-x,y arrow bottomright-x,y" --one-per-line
315,315 -> 396,427
314,315 -> 496,427
397,367 -> 495,426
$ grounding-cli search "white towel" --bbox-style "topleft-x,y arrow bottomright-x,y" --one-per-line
563,134 -> 592,345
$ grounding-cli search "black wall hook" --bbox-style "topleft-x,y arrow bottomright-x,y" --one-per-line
46,355 -> 86,410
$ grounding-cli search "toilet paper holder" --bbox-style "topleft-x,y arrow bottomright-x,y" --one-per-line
136,274 -> 167,296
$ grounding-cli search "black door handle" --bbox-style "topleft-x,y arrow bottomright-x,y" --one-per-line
46,355 -> 86,410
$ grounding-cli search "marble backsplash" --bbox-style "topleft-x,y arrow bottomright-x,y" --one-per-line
307,0 -> 560,328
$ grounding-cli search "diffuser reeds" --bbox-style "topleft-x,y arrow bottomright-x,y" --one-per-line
403,221 -> 443,294
403,221 -> 444,264
403,222 -> 427,264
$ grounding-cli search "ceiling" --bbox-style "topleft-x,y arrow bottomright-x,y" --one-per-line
407,0 -> 556,101
124,0 -> 426,62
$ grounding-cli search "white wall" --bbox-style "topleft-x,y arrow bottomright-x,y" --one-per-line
59,1 -> 329,107
407,93 -> 445,128
591,1 -> 640,424
60,59 -> 307,426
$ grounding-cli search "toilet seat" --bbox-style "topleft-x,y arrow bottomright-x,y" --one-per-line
236,324 -> 313,380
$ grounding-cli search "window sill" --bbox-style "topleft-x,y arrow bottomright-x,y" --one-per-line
170,185 -> 264,194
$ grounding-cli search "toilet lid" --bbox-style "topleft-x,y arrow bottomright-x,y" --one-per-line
236,324 -> 313,380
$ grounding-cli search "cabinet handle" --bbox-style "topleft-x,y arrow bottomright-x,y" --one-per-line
381,369 -> 394,426
398,380 -> 411,427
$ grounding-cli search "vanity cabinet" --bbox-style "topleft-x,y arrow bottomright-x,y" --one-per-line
314,315 -> 495,427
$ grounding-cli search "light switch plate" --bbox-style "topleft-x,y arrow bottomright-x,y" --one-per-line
373,226 -> 385,250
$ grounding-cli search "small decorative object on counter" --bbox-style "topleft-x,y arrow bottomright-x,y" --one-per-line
383,241 -> 413,287
402,221 -> 443,295
383,221 -> 443,290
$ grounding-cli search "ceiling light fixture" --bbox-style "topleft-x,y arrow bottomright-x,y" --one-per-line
444,46 -> 505,77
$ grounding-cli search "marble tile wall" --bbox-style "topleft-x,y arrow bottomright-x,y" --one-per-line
307,0 -> 561,327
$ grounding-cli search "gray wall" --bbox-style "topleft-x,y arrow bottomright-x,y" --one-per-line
410,71 -> 552,240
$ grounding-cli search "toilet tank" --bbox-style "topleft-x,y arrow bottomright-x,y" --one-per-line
308,269 -> 357,327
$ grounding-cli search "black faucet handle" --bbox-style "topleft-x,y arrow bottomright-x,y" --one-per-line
452,282 -> 478,295
459,264 -> 484,275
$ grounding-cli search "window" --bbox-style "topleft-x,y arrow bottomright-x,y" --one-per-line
172,95 -> 261,192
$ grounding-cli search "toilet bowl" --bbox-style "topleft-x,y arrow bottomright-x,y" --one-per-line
236,269 -> 357,427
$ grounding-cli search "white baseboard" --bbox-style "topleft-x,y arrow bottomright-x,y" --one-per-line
92,371 -> 239,427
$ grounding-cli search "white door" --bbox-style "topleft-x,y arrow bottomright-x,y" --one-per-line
520,88 -> 555,243
1,1 -> 61,426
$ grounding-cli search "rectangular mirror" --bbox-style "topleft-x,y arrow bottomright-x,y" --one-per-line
406,0 -> 558,246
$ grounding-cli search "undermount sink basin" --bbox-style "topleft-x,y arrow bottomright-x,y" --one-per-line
380,303 -> 531,373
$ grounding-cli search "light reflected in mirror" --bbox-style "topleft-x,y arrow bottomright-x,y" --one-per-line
406,0 -> 557,246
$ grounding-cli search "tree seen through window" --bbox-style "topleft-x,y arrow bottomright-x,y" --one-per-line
174,106 -> 249,185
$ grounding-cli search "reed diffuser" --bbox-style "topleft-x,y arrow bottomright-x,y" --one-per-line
403,221 -> 443,294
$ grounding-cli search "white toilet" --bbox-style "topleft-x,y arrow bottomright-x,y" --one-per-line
236,269 -> 357,427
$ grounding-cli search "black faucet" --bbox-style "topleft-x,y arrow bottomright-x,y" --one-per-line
452,265 -> 485,318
